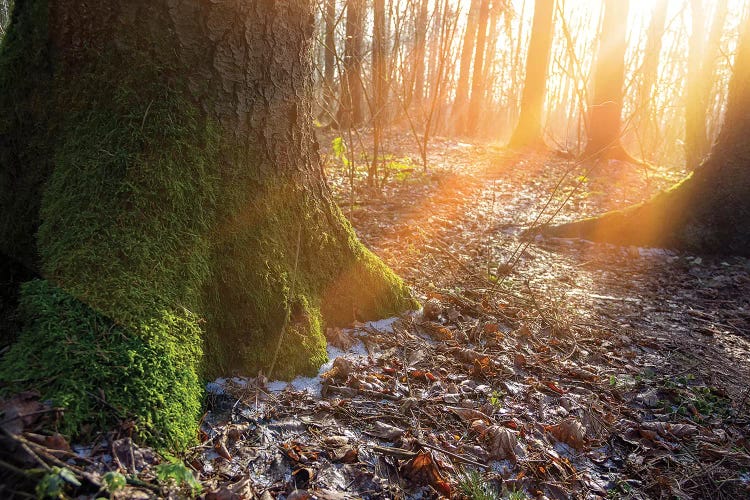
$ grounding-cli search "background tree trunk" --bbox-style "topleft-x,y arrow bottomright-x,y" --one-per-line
583,0 -> 635,161
323,0 -> 337,111
636,0 -> 668,156
0,0 -> 413,448
545,15 -> 750,256
509,0 -> 555,148
370,0 -> 387,184
411,0 -> 429,106
466,0 -> 491,136
452,0 -> 480,134
686,0 -> 728,169
337,0 -> 365,127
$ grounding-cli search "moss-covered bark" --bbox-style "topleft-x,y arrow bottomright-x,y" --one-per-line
545,16 -> 750,256
0,0 -> 414,449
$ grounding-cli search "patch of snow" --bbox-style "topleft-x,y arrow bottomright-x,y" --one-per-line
363,316 -> 399,332
206,378 -> 227,395
636,247 -> 675,258
73,444 -> 94,458
263,316 -> 401,397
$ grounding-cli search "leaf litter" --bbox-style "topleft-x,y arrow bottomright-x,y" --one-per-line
1,138 -> 749,498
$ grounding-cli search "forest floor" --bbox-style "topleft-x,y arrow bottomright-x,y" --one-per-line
3,132 -> 750,499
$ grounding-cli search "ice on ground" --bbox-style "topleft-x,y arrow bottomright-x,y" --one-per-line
207,316 -> 401,397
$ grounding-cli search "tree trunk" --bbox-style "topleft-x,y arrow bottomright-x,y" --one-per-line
411,0 -> 429,106
323,0 -> 337,110
509,0 -> 554,148
583,0 -> 637,162
0,0 -> 413,448
370,0 -> 387,184
452,0 -> 480,133
466,0 -> 491,136
636,0 -> 668,155
544,15 -> 750,256
686,0 -> 728,169
337,0 -> 365,127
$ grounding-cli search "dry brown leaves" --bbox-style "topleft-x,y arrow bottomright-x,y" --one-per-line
400,451 -> 451,496
471,420 -> 518,461
547,419 -> 587,450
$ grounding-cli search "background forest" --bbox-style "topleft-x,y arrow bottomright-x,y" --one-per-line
306,0 -> 744,177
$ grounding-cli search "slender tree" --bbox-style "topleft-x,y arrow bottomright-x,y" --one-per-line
509,0 -> 555,148
337,0 -> 366,127
466,0 -> 492,135
412,0 -> 429,106
370,0 -> 387,184
635,0 -> 668,155
546,13 -> 750,256
323,0 -> 337,109
583,0 -> 639,162
686,0 -> 729,169
0,0 -> 413,447
453,0 -> 481,131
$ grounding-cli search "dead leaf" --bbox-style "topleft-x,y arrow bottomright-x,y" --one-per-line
325,327 -> 355,350
548,419 -> 587,449
321,357 -> 352,382
447,406 -> 491,423
215,438 -> 233,461
0,392 -> 45,435
205,478 -> 257,500
471,420 -> 518,461
422,322 -> 453,341
365,421 -> 405,440
483,323 -> 499,334
400,451 -> 450,496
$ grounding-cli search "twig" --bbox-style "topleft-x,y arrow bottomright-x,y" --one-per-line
268,226 -> 302,379
417,440 -> 489,470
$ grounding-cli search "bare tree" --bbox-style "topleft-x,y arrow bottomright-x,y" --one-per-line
583,0 -> 639,162
509,0 -> 555,148
337,0 -> 366,127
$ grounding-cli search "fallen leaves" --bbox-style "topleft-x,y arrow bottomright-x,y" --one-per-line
400,452 -> 451,496
547,419 -> 587,450
471,420 -> 518,461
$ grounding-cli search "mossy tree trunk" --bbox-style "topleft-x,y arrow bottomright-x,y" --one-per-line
508,0 -> 554,149
0,0 -> 414,448
544,16 -> 750,256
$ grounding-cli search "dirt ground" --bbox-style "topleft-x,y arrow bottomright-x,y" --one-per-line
2,133 -> 749,499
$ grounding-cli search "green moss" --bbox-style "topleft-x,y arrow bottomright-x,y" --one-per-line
203,183 -> 415,380
0,0 -> 415,448
0,280 -> 202,449
0,1 -> 219,447
0,0 -> 53,270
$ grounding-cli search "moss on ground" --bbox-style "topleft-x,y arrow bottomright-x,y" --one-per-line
0,280 -> 203,449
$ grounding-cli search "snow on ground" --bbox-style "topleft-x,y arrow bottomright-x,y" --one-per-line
206,316 -> 401,397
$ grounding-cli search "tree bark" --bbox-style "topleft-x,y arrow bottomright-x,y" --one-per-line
544,15 -> 750,256
686,0 -> 728,169
411,0 -> 429,106
509,0 -> 555,148
452,0 -> 480,133
323,0 -> 337,110
337,0 -> 365,127
583,0 -> 637,162
0,0 -> 413,448
466,0 -> 491,136
636,0 -> 668,155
